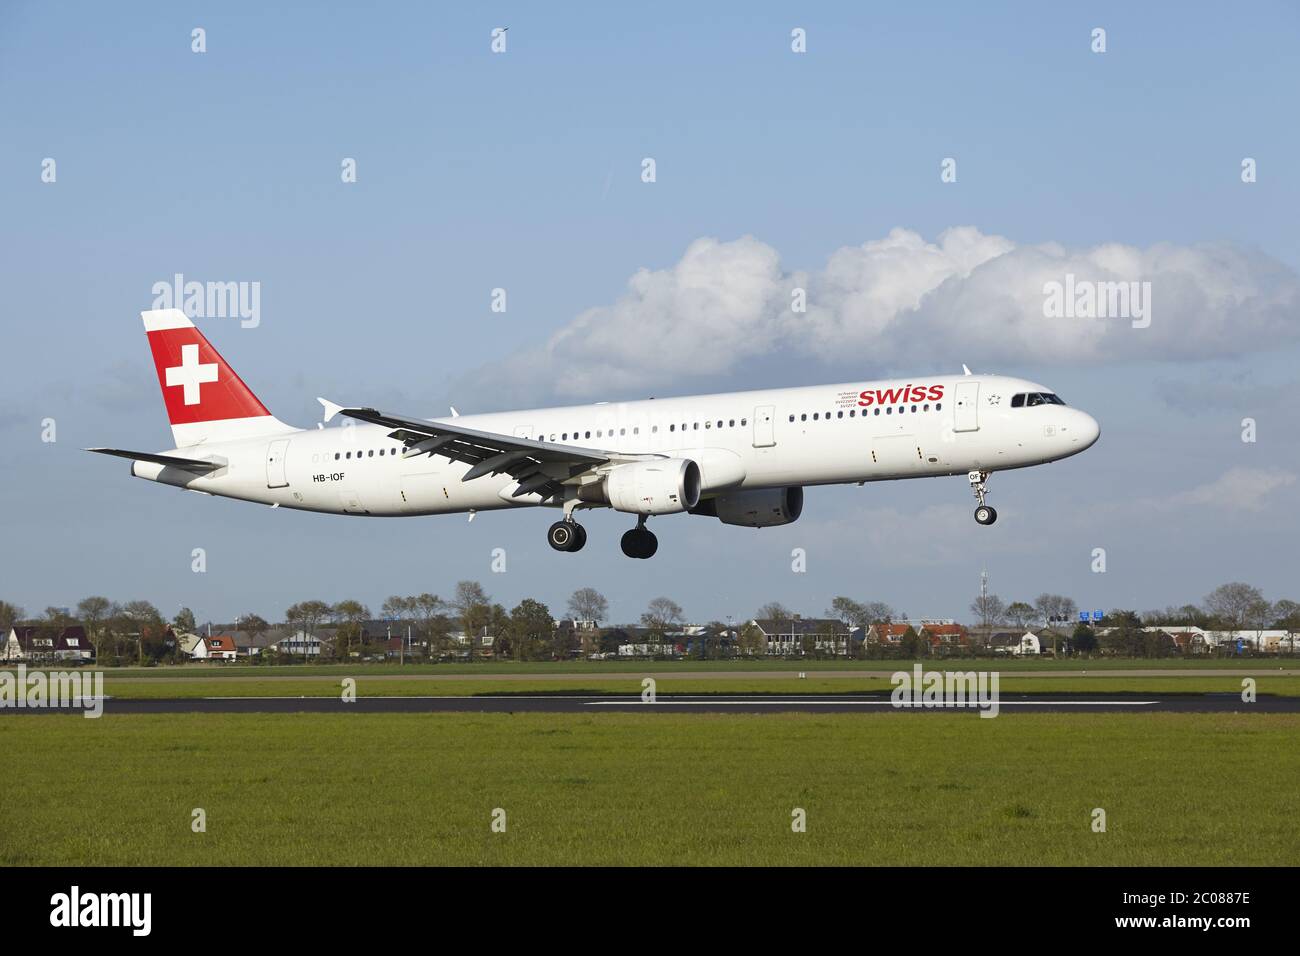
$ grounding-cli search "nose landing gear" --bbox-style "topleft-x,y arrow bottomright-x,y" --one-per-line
969,470 -> 997,525
620,515 -> 658,559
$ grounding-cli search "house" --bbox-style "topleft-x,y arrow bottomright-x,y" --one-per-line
918,622 -> 969,649
1,628 -> 24,662
987,631 -> 1041,655
610,626 -> 685,658
190,634 -> 237,661
268,629 -> 335,658
866,622 -> 911,646
448,630 -> 497,659
4,626 -> 95,663
748,618 -> 858,656
174,632 -> 204,656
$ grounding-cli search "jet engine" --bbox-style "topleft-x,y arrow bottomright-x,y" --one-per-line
690,487 -> 803,527
580,459 -> 702,515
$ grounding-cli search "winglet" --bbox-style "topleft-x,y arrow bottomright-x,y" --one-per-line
961,364 -> 972,376
317,397 -> 346,423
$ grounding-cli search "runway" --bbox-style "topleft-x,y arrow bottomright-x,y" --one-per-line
4,692 -> 1296,715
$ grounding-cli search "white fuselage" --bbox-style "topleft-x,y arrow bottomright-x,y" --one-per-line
129,374 -> 1099,517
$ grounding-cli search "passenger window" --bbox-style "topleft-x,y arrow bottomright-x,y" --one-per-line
837,411 -> 844,419
741,418 -> 747,426
935,403 -> 942,411
670,424 -> 676,432
874,408 -> 880,416
334,452 -> 340,460
346,451 -> 352,459
705,421 -> 712,429
801,414 -> 807,421
911,405 -> 917,412
693,423 -> 699,430
813,413 -> 819,421
729,419 -> 735,427
789,415 -> 795,422
923,404 -> 929,411
584,431 -> 591,438
717,420 -> 723,428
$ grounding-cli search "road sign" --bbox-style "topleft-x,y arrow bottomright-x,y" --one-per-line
1091,610 -> 1104,621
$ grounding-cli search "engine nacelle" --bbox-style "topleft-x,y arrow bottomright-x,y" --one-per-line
591,459 -> 702,515
692,487 -> 804,528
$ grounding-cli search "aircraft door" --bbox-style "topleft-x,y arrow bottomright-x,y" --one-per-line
753,405 -> 775,447
266,439 -> 290,488
953,382 -> 980,432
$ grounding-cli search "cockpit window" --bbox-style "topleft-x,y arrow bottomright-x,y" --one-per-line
1014,392 -> 1066,408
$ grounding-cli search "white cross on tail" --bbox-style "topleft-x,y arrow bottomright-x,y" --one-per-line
165,343 -> 218,405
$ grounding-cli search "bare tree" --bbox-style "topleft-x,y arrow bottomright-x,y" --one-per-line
451,581 -> 491,660
642,597 -> 685,655
0,600 -> 23,636
567,587 -> 609,626
757,602 -> 792,621
75,596 -> 110,659
1006,602 -> 1035,630
971,593 -> 1006,635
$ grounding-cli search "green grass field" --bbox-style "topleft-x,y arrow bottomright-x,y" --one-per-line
88,657 -> 1299,678
2,712 -> 1296,866
92,675 -> 1300,698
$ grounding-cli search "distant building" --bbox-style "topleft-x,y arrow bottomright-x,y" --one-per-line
3,626 -> 95,663
748,618 -> 857,656
191,635 -> 237,661
919,623 -> 969,649
987,631 -> 1042,655
269,629 -> 335,658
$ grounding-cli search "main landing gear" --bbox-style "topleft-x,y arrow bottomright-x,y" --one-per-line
546,514 -> 657,558
969,470 -> 998,526
620,516 -> 658,559
547,519 -> 587,552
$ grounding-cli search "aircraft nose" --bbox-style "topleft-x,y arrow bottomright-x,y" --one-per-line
1073,410 -> 1100,448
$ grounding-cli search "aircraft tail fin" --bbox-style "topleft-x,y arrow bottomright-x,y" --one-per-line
141,309 -> 294,447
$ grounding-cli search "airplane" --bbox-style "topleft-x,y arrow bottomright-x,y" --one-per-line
89,308 -> 1100,559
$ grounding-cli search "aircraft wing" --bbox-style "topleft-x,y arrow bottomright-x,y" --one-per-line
318,398 -> 659,501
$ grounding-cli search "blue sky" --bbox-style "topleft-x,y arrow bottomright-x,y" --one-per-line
2,2 -> 1298,627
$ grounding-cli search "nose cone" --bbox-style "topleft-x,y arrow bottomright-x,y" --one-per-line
1073,410 -> 1101,449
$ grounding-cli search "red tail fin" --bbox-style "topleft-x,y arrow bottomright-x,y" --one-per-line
142,309 -> 292,447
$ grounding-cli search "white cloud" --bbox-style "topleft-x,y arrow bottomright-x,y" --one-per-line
467,227 -> 1300,404
1162,467 -> 1296,512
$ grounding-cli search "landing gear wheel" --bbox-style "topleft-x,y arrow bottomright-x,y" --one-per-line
974,505 -> 997,526
620,528 -> 658,559
548,521 -> 581,552
570,523 -> 587,552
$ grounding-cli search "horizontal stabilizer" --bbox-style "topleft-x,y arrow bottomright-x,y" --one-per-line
86,448 -> 223,474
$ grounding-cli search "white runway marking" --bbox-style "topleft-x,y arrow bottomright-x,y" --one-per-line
583,699 -> 1161,707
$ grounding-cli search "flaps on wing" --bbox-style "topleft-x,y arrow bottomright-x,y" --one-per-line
86,448 -> 224,474
319,400 -> 660,502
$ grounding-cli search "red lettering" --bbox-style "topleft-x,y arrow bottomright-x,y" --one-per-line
928,385 -> 944,401
858,390 -> 874,407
